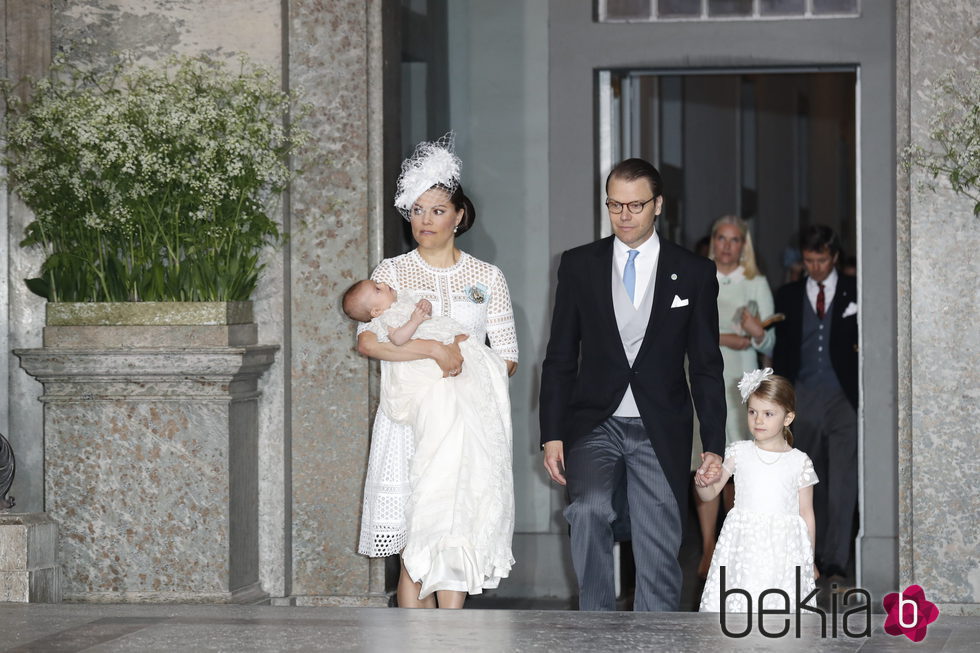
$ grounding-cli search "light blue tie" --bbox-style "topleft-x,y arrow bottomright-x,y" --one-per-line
623,249 -> 639,303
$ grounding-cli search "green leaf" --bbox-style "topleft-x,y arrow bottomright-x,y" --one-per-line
24,277 -> 50,299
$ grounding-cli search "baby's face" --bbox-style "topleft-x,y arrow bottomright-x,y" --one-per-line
361,281 -> 397,317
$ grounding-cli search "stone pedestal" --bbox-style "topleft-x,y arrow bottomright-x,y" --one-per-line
0,513 -> 62,602
14,302 -> 276,602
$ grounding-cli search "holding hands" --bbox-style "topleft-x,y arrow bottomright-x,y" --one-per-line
695,452 -> 723,488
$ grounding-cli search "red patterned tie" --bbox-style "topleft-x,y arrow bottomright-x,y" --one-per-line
816,282 -> 826,319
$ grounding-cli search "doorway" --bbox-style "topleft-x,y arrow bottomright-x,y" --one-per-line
599,68 -> 860,608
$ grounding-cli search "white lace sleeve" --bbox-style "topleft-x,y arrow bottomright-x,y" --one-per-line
799,452 -> 819,488
356,259 -> 399,337
486,266 -> 519,363
722,442 -> 738,475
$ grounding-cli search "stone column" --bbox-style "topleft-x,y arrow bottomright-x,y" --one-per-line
897,0 -> 980,615
14,305 -> 276,602
284,0 -> 386,606
3,0 -> 53,516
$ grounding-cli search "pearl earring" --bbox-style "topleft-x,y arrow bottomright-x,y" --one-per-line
454,225 -> 459,234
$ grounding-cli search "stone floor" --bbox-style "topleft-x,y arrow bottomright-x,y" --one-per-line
0,603 -> 977,652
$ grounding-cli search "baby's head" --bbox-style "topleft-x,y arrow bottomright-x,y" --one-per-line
738,368 -> 797,445
342,280 -> 397,323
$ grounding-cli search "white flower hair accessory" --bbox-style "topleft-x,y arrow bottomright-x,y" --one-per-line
393,132 -> 461,220
738,367 -> 774,403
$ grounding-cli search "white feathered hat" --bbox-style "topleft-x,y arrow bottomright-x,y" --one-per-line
393,132 -> 461,219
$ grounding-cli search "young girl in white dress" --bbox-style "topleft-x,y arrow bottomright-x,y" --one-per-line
697,369 -> 819,613
695,214 -> 778,579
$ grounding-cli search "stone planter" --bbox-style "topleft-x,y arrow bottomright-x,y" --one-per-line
15,302 -> 276,603
0,513 -> 62,602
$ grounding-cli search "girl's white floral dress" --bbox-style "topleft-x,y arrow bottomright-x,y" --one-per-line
699,440 -> 819,613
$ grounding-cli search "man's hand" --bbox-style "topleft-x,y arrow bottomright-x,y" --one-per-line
542,440 -> 566,486
696,451 -> 723,485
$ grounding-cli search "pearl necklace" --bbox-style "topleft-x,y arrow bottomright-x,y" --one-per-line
754,443 -> 789,465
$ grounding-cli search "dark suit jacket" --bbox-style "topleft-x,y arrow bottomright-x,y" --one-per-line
539,236 -> 727,512
772,273 -> 859,410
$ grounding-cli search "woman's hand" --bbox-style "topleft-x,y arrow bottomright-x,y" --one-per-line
720,333 -> 751,350
506,361 -> 518,377
431,334 -> 468,377
740,308 -> 765,344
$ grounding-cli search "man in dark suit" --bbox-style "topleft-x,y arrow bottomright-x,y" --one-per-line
539,159 -> 726,611
773,225 -> 858,583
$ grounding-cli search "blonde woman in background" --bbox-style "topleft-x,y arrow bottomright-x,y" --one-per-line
695,215 -> 776,578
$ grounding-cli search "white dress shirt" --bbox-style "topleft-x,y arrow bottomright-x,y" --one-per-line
806,268 -> 838,314
613,231 -> 660,308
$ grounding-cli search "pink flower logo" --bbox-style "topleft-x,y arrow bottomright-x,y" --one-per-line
883,585 -> 940,642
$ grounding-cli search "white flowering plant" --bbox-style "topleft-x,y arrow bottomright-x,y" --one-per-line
2,53 -> 310,301
904,72 -> 980,218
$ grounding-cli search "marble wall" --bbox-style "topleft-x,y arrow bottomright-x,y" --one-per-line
3,0 -> 52,533
39,0 -> 292,601
898,0 -> 980,613
3,0 -> 384,604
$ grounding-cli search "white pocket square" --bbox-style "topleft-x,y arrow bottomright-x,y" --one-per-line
842,301 -> 858,318
670,294 -> 689,308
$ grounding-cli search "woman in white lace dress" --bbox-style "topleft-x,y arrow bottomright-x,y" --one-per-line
355,136 -> 518,609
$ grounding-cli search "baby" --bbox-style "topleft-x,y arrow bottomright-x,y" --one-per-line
342,278 -> 507,425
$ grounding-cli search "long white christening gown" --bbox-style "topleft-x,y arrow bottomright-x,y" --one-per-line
365,290 -> 514,597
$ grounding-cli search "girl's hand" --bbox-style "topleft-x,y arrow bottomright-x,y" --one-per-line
431,334 -> 467,377
740,308 -> 765,342
412,299 -> 432,323
696,452 -> 723,484
695,461 -> 722,487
